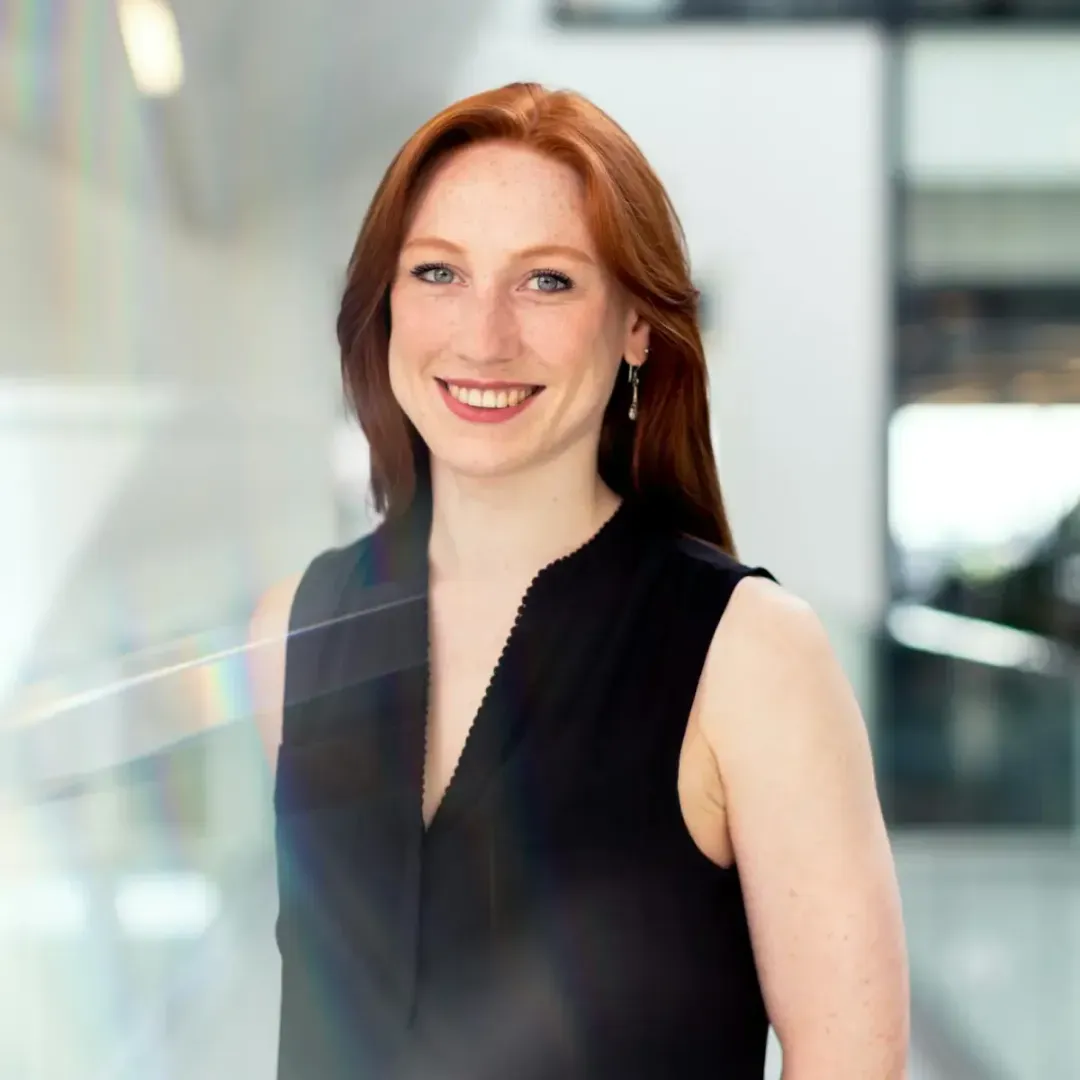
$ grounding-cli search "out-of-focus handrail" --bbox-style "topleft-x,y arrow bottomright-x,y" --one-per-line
1,628 -> 261,797
886,602 -> 1080,680
1,589 -> 427,797
7,599 -> 1076,802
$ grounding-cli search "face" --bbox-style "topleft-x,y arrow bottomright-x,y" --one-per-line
388,141 -> 649,483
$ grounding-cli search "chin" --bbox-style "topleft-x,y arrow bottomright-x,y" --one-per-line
412,418 -> 537,479
427,442 -> 537,482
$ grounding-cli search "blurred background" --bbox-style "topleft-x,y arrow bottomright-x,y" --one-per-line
2,0 -> 1079,1077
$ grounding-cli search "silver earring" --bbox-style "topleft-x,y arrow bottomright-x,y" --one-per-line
628,363 -> 640,421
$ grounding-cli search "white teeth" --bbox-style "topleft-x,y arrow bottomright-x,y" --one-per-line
445,383 -> 536,409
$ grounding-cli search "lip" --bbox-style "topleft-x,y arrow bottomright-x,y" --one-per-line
436,378 -> 543,425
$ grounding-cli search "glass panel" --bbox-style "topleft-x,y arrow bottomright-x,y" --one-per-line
890,34 -> 1080,1074
5,618 -> 1078,1077
893,36 -> 1080,651
1,638 -> 276,1080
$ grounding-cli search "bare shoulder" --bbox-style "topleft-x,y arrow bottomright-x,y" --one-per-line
700,574 -> 849,733
247,573 -> 303,766
697,574 -> 870,820
698,575 -> 910,1076
694,574 -> 866,837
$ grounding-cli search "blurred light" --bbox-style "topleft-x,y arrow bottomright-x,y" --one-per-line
0,380 -> 176,422
114,873 -> 219,939
116,0 -> 184,98
332,418 -> 371,492
0,879 -> 88,937
889,404 -> 1080,553
562,0 -> 675,13
887,603 -> 1057,673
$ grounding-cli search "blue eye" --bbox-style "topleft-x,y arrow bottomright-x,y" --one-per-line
411,263 -> 456,285
530,270 -> 572,293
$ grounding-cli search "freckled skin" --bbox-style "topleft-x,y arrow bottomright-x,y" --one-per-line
388,142 -> 647,483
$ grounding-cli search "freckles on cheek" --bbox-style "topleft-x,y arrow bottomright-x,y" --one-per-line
398,289 -> 458,351
531,306 -> 600,362
391,299 -> 446,366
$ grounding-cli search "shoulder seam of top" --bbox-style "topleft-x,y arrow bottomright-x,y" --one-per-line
673,534 -> 777,589
673,533 -> 743,572
288,529 -> 377,633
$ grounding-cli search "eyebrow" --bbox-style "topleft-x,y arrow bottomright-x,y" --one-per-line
401,237 -> 596,266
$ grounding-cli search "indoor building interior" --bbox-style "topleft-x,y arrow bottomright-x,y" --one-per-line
2,1 -> 1079,1077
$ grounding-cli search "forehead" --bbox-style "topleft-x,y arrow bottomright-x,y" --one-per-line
405,141 -> 594,251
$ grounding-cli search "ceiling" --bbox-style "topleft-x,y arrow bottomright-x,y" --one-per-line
0,0 -> 498,230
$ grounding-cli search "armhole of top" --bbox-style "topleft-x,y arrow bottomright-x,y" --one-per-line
671,536 -> 780,667
288,544 -> 358,637
744,565 -> 778,586
282,539 -> 369,715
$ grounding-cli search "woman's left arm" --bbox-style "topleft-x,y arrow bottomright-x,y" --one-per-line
699,577 -> 910,1080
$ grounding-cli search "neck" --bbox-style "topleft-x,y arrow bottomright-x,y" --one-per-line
427,458 -> 620,584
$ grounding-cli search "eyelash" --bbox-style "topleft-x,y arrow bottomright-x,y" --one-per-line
410,262 -> 453,283
409,262 -> 573,292
533,268 -> 573,291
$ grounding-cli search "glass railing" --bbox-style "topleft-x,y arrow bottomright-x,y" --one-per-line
2,608 -> 1078,1079
880,606 -> 1080,828
0,625 -> 275,1080
876,606 -> 1080,1079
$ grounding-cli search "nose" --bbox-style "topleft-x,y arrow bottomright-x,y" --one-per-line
452,284 -> 521,366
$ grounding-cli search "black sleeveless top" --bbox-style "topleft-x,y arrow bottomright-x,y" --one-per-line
274,497 -> 773,1079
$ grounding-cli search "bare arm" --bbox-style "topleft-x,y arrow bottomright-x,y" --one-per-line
699,578 -> 909,1079
247,574 -> 302,770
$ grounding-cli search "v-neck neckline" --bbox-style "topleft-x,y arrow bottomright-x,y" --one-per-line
418,498 -> 635,839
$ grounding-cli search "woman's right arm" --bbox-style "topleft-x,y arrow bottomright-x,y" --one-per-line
247,574 -> 303,771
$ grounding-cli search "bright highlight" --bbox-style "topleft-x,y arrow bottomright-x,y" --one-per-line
116,0 -> 184,98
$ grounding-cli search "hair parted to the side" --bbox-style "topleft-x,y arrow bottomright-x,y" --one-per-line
337,81 -> 736,554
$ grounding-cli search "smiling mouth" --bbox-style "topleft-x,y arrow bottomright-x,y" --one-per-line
437,379 -> 543,410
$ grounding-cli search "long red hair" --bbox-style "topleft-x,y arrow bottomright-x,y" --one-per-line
337,82 -> 735,553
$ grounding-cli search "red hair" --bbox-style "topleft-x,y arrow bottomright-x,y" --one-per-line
337,82 -> 735,553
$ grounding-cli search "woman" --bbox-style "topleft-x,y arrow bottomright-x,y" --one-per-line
251,82 -> 909,1079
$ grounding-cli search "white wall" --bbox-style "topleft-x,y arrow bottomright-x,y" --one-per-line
447,9 -> 889,626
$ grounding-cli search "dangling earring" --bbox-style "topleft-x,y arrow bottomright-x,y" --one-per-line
628,351 -> 645,421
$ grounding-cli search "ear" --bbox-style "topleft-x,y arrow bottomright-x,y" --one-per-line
624,311 -> 651,370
